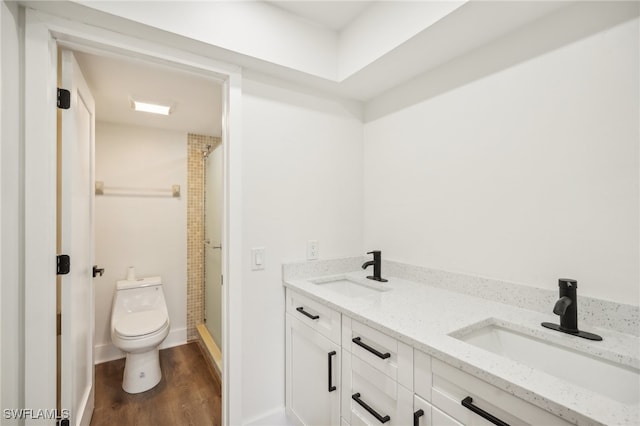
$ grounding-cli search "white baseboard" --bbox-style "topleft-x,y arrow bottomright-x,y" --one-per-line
94,327 -> 187,365
94,342 -> 124,364
161,326 -> 187,350
244,407 -> 297,426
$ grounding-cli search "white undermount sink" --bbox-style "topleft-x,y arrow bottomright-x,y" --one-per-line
453,321 -> 640,405
309,277 -> 389,298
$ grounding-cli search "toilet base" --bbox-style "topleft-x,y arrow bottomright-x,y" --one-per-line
122,347 -> 162,394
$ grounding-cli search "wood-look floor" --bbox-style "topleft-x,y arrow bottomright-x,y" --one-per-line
91,343 -> 221,426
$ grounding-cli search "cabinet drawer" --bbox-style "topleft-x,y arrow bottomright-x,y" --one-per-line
343,317 -> 413,389
342,349 -> 413,426
432,359 -> 572,426
286,289 -> 341,344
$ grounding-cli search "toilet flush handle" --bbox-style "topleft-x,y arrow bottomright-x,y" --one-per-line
92,265 -> 105,278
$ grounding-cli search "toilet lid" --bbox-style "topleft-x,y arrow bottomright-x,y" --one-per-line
115,310 -> 168,337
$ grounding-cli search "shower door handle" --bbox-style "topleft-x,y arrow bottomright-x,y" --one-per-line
204,239 -> 222,249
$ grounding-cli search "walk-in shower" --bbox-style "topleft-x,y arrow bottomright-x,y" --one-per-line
187,133 -> 223,376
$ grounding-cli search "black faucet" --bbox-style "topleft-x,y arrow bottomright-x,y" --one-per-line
362,250 -> 387,282
541,278 -> 602,341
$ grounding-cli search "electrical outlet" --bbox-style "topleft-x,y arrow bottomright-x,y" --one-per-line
307,240 -> 319,260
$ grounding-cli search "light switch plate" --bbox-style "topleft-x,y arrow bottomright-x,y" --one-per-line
251,247 -> 265,270
307,240 -> 319,260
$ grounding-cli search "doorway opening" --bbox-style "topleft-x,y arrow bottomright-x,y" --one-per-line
24,10 -> 243,424
57,46 -> 225,423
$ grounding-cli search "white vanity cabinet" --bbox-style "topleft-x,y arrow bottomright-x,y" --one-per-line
286,290 -> 341,426
285,287 -> 575,426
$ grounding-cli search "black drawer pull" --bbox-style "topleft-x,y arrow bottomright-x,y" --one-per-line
327,351 -> 337,392
461,396 -> 510,426
352,337 -> 391,359
352,393 -> 390,424
413,409 -> 424,426
296,306 -> 319,320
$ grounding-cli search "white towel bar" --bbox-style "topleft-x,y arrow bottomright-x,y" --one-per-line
95,181 -> 180,198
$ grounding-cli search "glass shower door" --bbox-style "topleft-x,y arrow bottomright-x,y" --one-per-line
204,144 -> 223,350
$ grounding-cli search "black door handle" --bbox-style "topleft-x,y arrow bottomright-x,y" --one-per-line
92,265 -> 105,278
352,337 -> 391,359
352,393 -> 390,423
327,351 -> 336,392
461,396 -> 510,426
296,306 -> 319,320
413,409 -> 425,426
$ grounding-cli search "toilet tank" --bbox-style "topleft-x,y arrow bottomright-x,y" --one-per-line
114,276 -> 167,314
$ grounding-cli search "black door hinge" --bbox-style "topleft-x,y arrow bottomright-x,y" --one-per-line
57,254 -> 70,275
57,88 -> 70,109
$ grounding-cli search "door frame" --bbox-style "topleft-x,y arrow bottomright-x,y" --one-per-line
24,8 -> 243,424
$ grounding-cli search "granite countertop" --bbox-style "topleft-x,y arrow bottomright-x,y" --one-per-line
283,265 -> 640,426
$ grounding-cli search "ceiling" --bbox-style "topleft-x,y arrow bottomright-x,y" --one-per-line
267,1 -> 372,31
58,0 -> 578,101
30,0 -> 631,108
74,51 -> 223,136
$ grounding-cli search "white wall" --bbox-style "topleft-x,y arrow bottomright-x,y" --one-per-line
1,0 -> 24,420
363,17 -> 639,305
94,122 -> 188,362
338,1 -> 464,80
73,1 -> 338,80
241,77 -> 364,422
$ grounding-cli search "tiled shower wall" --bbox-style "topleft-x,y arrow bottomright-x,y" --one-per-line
187,134 -> 221,341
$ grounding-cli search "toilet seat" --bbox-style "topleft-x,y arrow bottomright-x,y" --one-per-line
114,310 -> 168,339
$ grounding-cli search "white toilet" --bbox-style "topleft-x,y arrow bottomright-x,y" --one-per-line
111,275 -> 170,394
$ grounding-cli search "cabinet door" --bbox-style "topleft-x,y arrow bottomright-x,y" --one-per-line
286,313 -> 341,426
413,395 -> 433,426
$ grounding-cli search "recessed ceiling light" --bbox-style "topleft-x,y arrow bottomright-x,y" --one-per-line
131,98 -> 173,115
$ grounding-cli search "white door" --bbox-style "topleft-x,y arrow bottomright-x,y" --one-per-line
59,49 -> 96,426
205,144 -> 224,348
